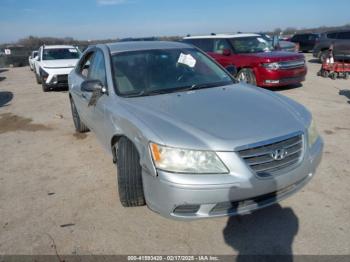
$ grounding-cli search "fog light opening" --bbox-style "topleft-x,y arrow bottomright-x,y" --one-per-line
173,204 -> 200,215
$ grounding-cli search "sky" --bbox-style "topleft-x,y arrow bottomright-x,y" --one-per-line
0,0 -> 349,43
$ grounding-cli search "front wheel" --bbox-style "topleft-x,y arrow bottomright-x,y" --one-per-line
115,137 -> 145,207
69,96 -> 89,133
236,68 -> 257,86
35,73 -> 42,84
42,81 -> 50,92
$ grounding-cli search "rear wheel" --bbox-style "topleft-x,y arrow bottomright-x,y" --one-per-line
319,50 -> 329,63
330,72 -> 338,80
69,96 -> 89,133
321,70 -> 329,78
115,137 -> 145,207
236,68 -> 257,86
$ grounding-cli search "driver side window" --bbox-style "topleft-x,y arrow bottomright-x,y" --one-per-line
79,52 -> 95,78
88,50 -> 107,87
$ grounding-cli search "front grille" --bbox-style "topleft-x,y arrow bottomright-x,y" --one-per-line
278,59 -> 305,69
57,74 -> 68,84
209,175 -> 308,215
238,134 -> 303,177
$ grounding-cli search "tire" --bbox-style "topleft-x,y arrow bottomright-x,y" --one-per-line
42,81 -> 50,92
330,72 -> 338,80
344,73 -> 349,80
35,73 -> 42,84
236,68 -> 257,86
319,50 -> 329,63
321,70 -> 329,78
69,96 -> 89,133
115,137 -> 145,207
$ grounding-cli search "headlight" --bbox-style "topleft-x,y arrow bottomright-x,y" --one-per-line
39,67 -> 49,78
150,143 -> 229,174
308,119 -> 319,147
262,62 -> 280,70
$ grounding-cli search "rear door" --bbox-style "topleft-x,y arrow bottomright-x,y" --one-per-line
209,39 -> 235,68
334,31 -> 350,59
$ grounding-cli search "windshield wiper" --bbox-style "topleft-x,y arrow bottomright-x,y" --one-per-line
122,81 -> 232,98
180,81 -> 232,92
122,89 -> 173,98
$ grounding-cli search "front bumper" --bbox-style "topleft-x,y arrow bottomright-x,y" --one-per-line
40,67 -> 74,87
142,137 -> 323,220
255,66 -> 307,87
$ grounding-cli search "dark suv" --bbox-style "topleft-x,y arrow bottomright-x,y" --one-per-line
290,33 -> 320,52
313,30 -> 350,62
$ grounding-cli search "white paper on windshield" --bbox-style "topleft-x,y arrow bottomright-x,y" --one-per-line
69,48 -> 78,53
177,53 -> 196,68
257,37 -> 266,43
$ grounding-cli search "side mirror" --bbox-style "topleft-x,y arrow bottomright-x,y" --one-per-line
226,65 -> 237,76
34,56 -> 39,61
81,79 -> 106,93
222,49 -> 231,56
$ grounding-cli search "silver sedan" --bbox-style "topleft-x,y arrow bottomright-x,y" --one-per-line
68,41 -> 323,220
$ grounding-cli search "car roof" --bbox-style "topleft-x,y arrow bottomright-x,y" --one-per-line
105,41 -> 191,53
42,45 -> 76,49
183,33 -> 260,39
294,33 -> 319,36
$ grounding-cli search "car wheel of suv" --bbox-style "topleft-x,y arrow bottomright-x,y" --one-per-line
114,137 -> 146,207
69,96 -> 90,133
319,50 -> 329,63
35,73 -> 42,84
42,81 -> 50,92
237,68 -> 257,85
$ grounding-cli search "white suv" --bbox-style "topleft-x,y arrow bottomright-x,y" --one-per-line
34,45 -> 81,91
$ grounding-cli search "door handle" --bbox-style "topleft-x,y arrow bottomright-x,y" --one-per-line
81,93 -> 88,100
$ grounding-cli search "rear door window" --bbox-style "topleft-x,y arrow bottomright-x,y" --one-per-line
337,31 -> 350,40
327,33 -> 338,39
213,39 -> 231,54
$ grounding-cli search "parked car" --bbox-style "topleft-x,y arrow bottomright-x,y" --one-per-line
68,41 -> 323,220
290,33 -> 320,52
28,50 -> 38,71
183,34 -> 307,87
313,30 -> 350,62
34,45 -> 81,91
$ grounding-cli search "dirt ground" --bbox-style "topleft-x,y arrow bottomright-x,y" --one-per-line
0,54 -> 349,256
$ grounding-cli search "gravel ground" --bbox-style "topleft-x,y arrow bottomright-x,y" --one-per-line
0,54 -> 349,256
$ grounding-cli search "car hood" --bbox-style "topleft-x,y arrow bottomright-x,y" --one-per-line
121,84 -> 310,151
41,59 -> 78,69
241,51 -> 304,63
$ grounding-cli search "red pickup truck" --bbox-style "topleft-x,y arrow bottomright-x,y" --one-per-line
183,34 -> 307,87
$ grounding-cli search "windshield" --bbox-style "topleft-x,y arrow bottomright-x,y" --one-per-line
229,36 -> 274,53
42,48 -> 80,60
111,48 -> 234,97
